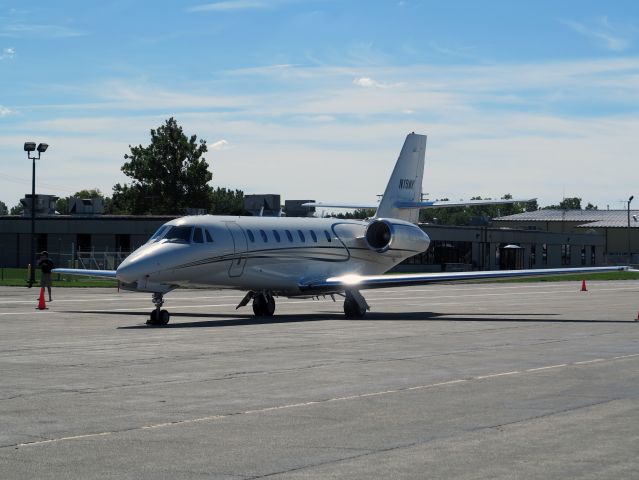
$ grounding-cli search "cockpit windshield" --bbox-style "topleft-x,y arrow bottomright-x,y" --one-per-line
148,225 -> 169,244
164,226 -> 194,243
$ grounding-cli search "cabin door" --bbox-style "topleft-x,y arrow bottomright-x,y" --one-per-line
226,223 -> 248,277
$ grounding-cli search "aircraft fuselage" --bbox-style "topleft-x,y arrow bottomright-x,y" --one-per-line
116,215 -> 431,296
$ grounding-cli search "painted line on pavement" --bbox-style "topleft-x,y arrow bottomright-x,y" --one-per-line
9,352 -> 639,449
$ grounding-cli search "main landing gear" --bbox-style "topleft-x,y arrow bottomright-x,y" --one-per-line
235,291 -> 276,317
147,292 -> 170,326
343,289 -> 369,318
252,292 -> 276,317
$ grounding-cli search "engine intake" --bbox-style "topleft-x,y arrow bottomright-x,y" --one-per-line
365,219 -> 394,252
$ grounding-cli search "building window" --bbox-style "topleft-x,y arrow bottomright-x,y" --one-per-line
580,246 -> 586,265
542,244 -> 548,265
591,246 -> 596,265
561,244 -> 571,266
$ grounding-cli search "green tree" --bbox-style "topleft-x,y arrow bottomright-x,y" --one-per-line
585,202 -> 598,210
0,200 -> 7,215
210,187 -> 245,215
10,202 -> 24,215
543,197 -> 582,210
112,118 -> 212,215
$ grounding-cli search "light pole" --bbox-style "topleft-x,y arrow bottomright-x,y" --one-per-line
628,195 -> 634,266
24,142 -> 48,288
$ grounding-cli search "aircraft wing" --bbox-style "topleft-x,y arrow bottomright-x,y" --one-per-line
53,268 -> 117,278
302,266 -> 629,291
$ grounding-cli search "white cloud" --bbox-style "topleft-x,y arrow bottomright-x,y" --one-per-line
211,139 -> 230,150
0,106 -> 12,116
353,76 -> 402,89
188,1 -> 270,12
0,24 -> 85,38
562,17 -> 631,51
3,56 -> 639,208
1,47 -> 15,59
353,76 -> 376,88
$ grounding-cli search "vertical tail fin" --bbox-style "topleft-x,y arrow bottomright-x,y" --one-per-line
375,133 -> 426,222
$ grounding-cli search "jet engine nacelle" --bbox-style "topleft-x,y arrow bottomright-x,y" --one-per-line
365,219 -> 394,252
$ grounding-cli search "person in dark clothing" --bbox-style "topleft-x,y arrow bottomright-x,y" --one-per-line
38,251 -> 54,301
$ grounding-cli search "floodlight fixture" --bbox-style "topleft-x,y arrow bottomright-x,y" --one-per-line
37,143 -> 48,153
24,142 -> 36,152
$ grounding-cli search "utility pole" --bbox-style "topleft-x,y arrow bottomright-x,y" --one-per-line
628,195 -> 634,266
24,142 -> 48,288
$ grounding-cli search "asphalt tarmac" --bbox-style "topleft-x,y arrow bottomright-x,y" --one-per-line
1,281 -> 638,479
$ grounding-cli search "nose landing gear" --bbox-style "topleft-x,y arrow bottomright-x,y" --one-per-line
147,292 -> 170,326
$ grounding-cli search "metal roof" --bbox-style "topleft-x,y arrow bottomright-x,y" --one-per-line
577,220 -> 639,228
494,209 -> 639,223
493,210 -> 639,226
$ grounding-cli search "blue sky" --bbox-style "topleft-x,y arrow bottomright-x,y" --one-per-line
1,0 -> 639,210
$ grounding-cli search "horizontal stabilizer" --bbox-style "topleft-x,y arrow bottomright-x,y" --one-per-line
395,198 -> 535,209
301,202 -> 378,209
302,266 -> 629,291
53,268 -> 117,278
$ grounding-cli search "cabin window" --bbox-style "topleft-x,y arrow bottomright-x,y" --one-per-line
310,231 -> 318,242
260,229 -> 268,242
297,230 -> 305,242
273,230 -> 281,242
193,228 -> 204,243
247,230 -> 255,242
285,230 -> 293,242
205,230 -> 214,242
164,226 -> 194,243
324,230 -> 332,242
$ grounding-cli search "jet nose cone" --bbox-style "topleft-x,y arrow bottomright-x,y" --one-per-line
116,256 -> 147,283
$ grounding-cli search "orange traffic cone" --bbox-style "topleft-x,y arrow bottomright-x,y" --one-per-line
581,279 -> 588,292
36,287 -> 48,310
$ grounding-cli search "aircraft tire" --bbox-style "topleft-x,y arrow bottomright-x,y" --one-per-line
265,295 -> 275,316
253,295 -> 266,316
159,309 -> 170,325
147,309 -> 159,325
344,298 -> 366,318
253,294 -> 275,317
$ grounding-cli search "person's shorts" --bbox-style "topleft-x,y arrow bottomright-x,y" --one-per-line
41,272 -> 52,288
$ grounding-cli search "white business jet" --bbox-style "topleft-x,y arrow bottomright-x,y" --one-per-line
54,133 -> 627,325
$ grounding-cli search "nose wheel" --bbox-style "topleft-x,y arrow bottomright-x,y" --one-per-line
147,292 -> 170,326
